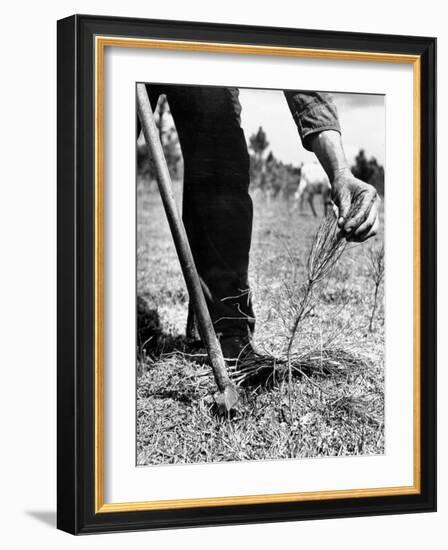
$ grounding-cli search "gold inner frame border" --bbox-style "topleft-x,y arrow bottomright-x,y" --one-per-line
94,35 -> 421,514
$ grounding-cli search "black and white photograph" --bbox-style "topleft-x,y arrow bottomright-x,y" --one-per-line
136,84 -> 385,466
0,1 -> 440,543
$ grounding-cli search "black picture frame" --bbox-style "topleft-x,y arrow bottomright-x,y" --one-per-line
57,14 -> 436,534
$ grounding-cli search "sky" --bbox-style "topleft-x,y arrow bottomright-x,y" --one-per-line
238,88 -> 385,167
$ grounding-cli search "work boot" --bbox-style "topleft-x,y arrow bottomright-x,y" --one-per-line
219,335 -> 260,367
220,335 -> 276,387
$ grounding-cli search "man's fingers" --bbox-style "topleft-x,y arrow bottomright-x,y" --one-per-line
358,216 -> 379,242
348,215 -> 379,243
335,190 -> 351,228
343,190 -> 377,235
353,198 -> 379,238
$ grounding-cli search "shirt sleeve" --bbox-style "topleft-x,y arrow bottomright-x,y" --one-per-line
283,91 -> 341,151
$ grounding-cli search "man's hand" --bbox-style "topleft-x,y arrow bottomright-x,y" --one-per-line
308,130 -> 380,243
331,170 -> 380,242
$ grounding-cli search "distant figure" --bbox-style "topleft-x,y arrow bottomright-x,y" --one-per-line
294,162 -> 332,217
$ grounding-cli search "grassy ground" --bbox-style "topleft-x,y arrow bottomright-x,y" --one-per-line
136,181 -> 385,465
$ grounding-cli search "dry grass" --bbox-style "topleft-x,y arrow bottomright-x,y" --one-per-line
136,181 -> 385,465
366,243 -> 385,332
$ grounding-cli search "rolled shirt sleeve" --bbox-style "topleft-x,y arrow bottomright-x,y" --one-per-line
284,91 -> 341,151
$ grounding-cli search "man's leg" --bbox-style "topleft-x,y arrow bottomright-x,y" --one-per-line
164,85 -> 255,347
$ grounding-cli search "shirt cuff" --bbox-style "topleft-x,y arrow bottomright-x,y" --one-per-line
284,91 -> 341,151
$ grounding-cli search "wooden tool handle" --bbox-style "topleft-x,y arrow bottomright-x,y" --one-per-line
136,84 -> 238,412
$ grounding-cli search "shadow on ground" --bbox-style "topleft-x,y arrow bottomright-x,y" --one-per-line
137,296 -> 199,357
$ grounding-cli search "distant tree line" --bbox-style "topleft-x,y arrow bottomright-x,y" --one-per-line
351,149 -> 385,196
137,95 -> 183,183
138,113 -> 384,199
248,127 -> 385,199
248,126 -> 300,199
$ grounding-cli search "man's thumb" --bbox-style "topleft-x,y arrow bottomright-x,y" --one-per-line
336,191 -> 351,227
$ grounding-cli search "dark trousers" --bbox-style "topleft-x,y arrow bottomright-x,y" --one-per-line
140,85 -> 255,338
